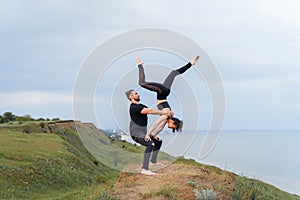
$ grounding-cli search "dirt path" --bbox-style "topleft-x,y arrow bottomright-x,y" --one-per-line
114,162 -> 235,200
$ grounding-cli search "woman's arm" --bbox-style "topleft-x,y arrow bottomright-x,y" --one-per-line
145,115 -> 168,141
152,119 -> 167,137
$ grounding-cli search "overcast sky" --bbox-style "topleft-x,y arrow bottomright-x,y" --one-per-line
1,0 -> 300,130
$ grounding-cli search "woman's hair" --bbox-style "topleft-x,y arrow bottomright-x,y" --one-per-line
171,117 -> 183,132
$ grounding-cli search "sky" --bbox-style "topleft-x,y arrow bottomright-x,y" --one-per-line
1,0 -> 300,130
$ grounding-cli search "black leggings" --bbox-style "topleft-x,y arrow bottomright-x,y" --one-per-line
138,62 -> 192,100
131,136 -> 162,170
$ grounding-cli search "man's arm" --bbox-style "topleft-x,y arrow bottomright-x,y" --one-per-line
140,108 -> 169,115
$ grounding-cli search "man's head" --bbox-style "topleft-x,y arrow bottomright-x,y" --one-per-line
167,117 -> 183,132
125,89 -> 140,102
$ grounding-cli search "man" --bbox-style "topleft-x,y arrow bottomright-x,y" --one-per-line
125,89 -> 171,175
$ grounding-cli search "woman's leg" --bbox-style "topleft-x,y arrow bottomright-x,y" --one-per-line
138,64 -> 164,94
150,136 -> 162,164
163,56 -> 199,89
163,62 -> 192,89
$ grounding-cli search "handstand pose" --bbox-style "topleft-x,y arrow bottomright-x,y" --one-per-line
136,56 -> 200,141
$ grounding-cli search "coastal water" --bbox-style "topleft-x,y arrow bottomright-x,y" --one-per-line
158,131 -> 300,196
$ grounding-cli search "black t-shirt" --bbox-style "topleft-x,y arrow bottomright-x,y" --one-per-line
129,103 -> 148,138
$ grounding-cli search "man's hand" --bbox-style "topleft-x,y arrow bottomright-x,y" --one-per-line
145,135 -> 151,142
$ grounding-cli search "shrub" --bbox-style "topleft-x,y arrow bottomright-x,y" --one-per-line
39,122 -> 45,129
232,176 -> 267,200
96,189 -> 117,200
194,188 -> 218,200
155,186 -> 177,199
22,128 -> 31,134
187,179 -> 218,200
187,179 -> 198,188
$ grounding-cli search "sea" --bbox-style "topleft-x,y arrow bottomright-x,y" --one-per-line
153,130 -> 300,196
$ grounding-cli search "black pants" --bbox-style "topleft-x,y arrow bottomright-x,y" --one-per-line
131,136 -> 162,170
138,62 -> 192,100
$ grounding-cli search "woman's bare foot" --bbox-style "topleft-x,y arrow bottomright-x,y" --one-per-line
190,55 -> 200,65
136,57 -> 143,65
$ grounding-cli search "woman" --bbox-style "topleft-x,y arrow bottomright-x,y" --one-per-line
136,56 -> 200,140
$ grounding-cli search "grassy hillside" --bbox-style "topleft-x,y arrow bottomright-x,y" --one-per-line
175,158 -> 300,200
112,141 -> 300,200
1,121 -> 299,200
0,121 -> 119,199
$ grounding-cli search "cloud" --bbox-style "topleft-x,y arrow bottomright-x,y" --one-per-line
0,91 -> 74,119
224,73 -> 300,129
0,0 -> 300,129
255,0 -> 300,25
226,72 -> 300,106
0,91 -> 72,107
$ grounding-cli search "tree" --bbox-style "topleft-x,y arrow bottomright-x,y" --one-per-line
0,115 -> 3,123
16,115 -> 33,122
3,112 -> 16,122
23,114 -> 31,119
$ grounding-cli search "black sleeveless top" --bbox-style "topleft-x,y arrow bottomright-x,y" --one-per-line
157,101 -> 171,110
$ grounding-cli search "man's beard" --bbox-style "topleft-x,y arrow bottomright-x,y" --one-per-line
134,97 -> 140,102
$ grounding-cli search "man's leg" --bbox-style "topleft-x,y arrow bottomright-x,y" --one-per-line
132,136 -> 154,170
150,136 -> 162,164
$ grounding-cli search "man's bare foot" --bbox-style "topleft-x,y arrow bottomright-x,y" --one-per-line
136,57 -> 143,65
190,55 -> 200,65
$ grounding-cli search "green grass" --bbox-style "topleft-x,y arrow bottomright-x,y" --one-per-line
154,185 -> 178,200
174,156 -> 223,175
1,121 -> 300,200
0,122 -> 119,199
139,185 -> 178,200
232,176 -> 300,200
178,157 -> 300,200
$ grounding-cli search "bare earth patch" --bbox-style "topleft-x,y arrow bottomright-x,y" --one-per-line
114,162 -> 235,200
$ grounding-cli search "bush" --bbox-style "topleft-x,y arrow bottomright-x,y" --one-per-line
232,176 -> 267,200
39,122 -> 45,129
23,128 -> 31,134
187,179 -> 198,188
194,188 -> 218,200
15,115 -> 33,122
96,189 -> 117,200
187,179 -> 218,200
